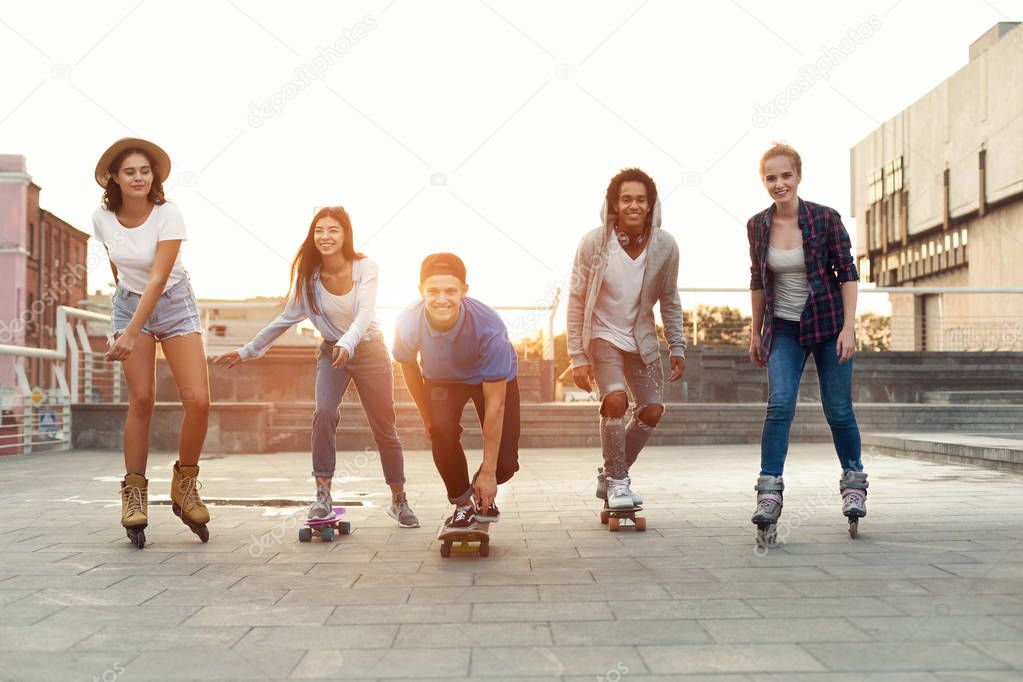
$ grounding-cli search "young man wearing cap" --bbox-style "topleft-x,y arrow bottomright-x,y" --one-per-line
393,253 -> 520,535
567,168 -> 686,511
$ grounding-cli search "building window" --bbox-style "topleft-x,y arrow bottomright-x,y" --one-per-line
962,228 -> 968,245
953,232 -> 960,248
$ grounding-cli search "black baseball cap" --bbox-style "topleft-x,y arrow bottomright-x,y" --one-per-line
420,252 -> 467,284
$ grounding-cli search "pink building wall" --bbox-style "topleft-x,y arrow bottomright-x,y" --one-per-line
0,155 -> 30,389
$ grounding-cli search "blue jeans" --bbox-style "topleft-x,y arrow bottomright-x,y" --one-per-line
312,337 -> 405,484
760,318 -> 862,476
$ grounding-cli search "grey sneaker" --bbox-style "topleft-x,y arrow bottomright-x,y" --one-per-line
387,491 -> 420,528
307,482 -> 333,520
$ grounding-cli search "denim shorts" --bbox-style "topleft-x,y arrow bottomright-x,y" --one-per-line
111,278 -> 203,341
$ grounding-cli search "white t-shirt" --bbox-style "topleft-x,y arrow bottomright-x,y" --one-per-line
319,283 -> 356,335
591,243 -> 647,353
92,202 -> 189,294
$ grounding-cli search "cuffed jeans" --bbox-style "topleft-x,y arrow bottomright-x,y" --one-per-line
760,318 -> 862,476
312,337 -> 405,484
426,378 -> 521,504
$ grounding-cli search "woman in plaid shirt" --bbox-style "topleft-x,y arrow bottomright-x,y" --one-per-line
746,143 -> 869,547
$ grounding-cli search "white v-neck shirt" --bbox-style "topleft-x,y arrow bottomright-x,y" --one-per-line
92,202 -> 189,294
591,243 -> 647,352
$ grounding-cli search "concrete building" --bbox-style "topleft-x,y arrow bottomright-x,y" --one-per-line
0,155 -> 89,389
850,22 -> 1023,350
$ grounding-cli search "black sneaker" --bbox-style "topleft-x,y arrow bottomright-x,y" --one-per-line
475,502 -> 500,523
443,503 -> 477,532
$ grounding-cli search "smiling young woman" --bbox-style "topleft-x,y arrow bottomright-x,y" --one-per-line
92,138 -> 210,549
746,143 -> 869,548
216,206 -> 419,529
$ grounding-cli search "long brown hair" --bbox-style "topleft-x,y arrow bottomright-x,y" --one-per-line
287,206 -> 366,315
102,148 -> 166,212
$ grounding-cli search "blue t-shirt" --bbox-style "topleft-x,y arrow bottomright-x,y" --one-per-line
392,297 -> 518,384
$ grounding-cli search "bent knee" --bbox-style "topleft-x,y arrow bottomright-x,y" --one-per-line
637,403 -> 664,427
600,391 -> 629,418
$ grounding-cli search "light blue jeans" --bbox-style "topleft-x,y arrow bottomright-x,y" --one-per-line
760,318 -> 862,476
311,337 -> 405,484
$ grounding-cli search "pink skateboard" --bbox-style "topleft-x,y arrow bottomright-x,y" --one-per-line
299,507 -> 351,543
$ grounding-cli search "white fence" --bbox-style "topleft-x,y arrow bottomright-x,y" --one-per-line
0,306 -> 116,454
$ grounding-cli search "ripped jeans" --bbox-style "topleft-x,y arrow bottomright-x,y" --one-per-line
589,338 -> 665,479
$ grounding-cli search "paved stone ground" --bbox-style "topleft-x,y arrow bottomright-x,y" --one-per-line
1,444 -> 1022,681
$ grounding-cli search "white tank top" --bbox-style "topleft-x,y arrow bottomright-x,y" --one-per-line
767,246 -> 808,322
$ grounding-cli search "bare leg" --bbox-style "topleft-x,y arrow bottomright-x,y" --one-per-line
120,333 -> 157,475
160,333 -> 210,466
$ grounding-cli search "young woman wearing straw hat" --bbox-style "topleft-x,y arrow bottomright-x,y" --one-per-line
93,138 -> 211,548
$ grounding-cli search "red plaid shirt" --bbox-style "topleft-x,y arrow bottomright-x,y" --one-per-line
748,198 -> 859,357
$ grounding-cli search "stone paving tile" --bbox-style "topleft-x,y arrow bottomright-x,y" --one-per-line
233,624 -> 399,650
408,585 -> 539,603
124,648 -> 304,680
854,615 -> 1023,642
610,598 -> 759,620
638,643 -> 827,674
326,602 -> 472,625
801,641 -> 1012,672
183,604 -> 334,627
744,595 -> 908,618
74,625 -> 249,652
550,619 -> 713,646
469,645 -> 648,677
395,622 -> 552,647
470,601 -> 613,622
700,616 -> 872,643
293,647 -> 470,679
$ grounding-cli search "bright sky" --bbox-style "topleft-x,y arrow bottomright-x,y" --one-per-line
1,0 -> 1012,338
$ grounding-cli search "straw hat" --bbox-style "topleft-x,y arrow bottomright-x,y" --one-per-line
94,137 -> 171,188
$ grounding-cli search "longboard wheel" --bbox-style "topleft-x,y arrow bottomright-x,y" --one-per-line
321,527 -> 335,543
440,542 -> 451,558
339,521 -> 351,535
599,510 -> 609,525
608,517 -> 621,532
299,527 -> 312,543
848,518 -> 859,539
635,516 -> 647,531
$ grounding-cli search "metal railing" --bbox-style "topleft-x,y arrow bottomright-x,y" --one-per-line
0,306 -> 116,453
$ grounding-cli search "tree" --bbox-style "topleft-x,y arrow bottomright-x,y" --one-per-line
691,305 -> 752,348
856,313 -> 891,351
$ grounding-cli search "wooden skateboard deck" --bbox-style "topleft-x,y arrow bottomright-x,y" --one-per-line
437,522 -> 491,557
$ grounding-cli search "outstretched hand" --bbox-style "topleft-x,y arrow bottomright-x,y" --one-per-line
213,349 -> 244,369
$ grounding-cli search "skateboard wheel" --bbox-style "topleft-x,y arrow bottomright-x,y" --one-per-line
339,521 -> 351,535
440,542 -> 451,558
599,510 -> 609,525
608,517 -> 621,532
321,527 -> 335,543
635,517 -> 647,531
298,527 -> 312,543
478,540 -> 489,558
